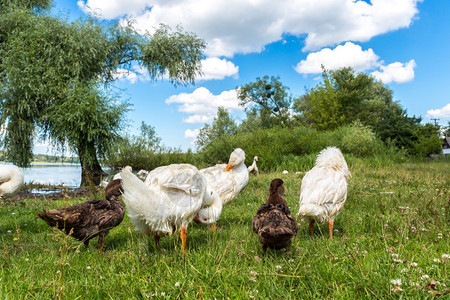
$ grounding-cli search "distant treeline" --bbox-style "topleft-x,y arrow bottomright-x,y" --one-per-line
0,151 -> 78,164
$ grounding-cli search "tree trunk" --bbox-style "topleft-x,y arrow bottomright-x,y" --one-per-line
78,142 -> 107,187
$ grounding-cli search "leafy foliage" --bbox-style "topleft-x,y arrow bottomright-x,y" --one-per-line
238,75 -> 294,128
195,107 -> 237,150
0,3 -> 205,185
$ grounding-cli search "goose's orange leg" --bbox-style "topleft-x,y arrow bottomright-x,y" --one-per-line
328,220 -> 334,240
180,226 -> 187,254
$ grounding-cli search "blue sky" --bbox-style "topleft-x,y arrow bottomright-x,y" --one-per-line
36,0 -> 450,153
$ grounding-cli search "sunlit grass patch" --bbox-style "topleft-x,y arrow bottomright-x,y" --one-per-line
0,160 -> 448,298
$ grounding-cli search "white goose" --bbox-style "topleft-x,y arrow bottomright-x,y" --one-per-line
248,156 -> 259,176
298,147 -> 350,240
120,164 -> 222,253
0,165 -> 24,197
200,148 -> 249,206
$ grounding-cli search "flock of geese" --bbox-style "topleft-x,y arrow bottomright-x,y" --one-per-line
2,146 -> 350,254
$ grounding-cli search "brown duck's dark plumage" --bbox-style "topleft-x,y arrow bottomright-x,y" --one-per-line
252,178 -> 299,252
37,179 -> 124,249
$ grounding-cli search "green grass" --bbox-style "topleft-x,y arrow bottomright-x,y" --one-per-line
1,160 -> 449,298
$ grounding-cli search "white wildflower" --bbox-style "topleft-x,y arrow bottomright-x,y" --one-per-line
390,279 -> 402,286
433,258 -> 441,263
249,271 -> 258,276
275,265 -> 282,270
160,292 -> 165,296
401,268 -> 408,273
11,212 -> 16,215
56,270 -> 61,274
411,262 -> 418,267
7,230 -> 11,233
393,259 -> 403,263
86,266 -> 91,270
421,227 -> 427,232
391,253 -> 399,259
437,233 -> 443,239
100,276 -> 104,280
25,258 -> 29,262
421,275 -> 429,281
175,282 -> 180,287
441,254 -> 449,262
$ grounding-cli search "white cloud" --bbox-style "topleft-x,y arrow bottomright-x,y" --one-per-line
77,0 -> 151,19
371,60 -> 416,84
113,58 -> 237,83
295,42 -> 380,73
184,129 -> 200,144
78,0 -> 420,57
198,58 -> 239,80
426,103 -> 450,118
165,87 -> 242,123
295,43 -> 416,84
113,66 -> 150,84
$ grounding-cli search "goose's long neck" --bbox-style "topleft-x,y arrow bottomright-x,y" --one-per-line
248,160 -> 257,172
197,187 -> 223,224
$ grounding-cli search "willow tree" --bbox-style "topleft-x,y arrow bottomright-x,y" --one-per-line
0,2 -> 205,185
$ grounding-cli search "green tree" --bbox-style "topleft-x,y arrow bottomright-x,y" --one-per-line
237,75 -> 293,129
0,2 -> 205,185
106,121 -> 162,171
196,107 -> 237,149
294,67 -> 393,130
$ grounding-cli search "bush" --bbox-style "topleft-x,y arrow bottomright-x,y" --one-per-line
335,121 -> 378,156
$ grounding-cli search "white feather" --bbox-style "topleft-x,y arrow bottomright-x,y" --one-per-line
200,148 -> 249,205
0,165 -> 24,196
121,164 -> 222,237
298,147 -> 350,224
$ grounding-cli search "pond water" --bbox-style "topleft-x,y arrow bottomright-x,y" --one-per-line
21,163 -> 113,187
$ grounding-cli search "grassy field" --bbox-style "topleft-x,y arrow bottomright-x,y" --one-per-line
1,160 -> 449,299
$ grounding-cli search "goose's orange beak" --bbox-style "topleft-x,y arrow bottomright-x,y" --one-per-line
224,163 -> 233,172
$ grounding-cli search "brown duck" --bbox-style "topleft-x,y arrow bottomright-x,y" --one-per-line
37,179 -> 124,249
252,178 -> 298,253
